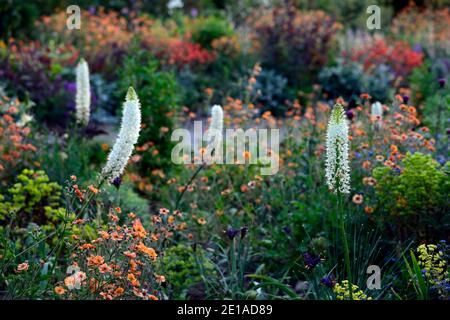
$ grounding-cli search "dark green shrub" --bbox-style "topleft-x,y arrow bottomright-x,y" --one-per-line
191,16 -> 234,49
162,244 -> 216,299
0,169 -> 66,230
372,153 -> 449,240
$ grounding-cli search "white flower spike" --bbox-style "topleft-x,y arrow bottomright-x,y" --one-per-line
75,58 -> 91,126
325,104 -> 350,194
371,101 -> 383,129
101,87 -> 141,182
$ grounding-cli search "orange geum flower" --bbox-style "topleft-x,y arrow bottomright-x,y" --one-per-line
362,161 -> 371,170
88,185 -> 99,194
364,206 -> 374,214
127,273 -> 140,287
352,194 -> 364,205
136,242 -> 157,260
79,243 -> 96,250
16,261 -> 29,272
133,219 -> 147,238
123,251 -> 136,259
98,231 -> 110,239
114,287 -> 124,297
149,294 -> 159,300
111,231 -> 124,241
99,263 -> 112,274
159,208 -> 169,215
155,274 -> 166,284
390,145 -> 398,154
54,286 -> 66,295
87,255 -> 104,266
197,217 -> 207,225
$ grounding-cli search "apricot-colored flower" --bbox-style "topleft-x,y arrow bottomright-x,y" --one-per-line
364,206 -> 374,214
99,263 -> 112,274
155,274 -> 166,284
133,219 -> 147,238
54,286 -> 66,295
16,261 -> 29,272
352,194 -> 364,205
114,287 -> 124,297
136,242 -> 157,260
87,255 -> 104,266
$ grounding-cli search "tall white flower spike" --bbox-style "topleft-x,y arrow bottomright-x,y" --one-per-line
101,87 -> 141,182
371,101 -> 383,129
208,105 -> 223,140
205,104 -> 224,164
75,58 -> 91,126
325,104 -> 350,194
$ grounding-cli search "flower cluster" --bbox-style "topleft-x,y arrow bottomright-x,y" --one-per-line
343,36 -> 423,78
75,59 -> 91,126
417,244 -> 447,285
0,94 -> 36,183
54,205 -> 181,299
325,104 -> 350,194
102,87 -> 141,182
333,280 -> 372,300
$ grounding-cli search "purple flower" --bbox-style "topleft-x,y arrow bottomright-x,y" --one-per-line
438,78 -> 446,88
321,275 -> 335,288
112,176 -> 122,189
345,109 -> 355,121
303,252 -> 321,269
190,8 -> 198,18
240,227 -> 248,239
226,228 -> 240,240
403,95 -> 409,104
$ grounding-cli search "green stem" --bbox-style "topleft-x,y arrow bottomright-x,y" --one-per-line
175,164 -> 204,210
230,238 -> 237,299
338,193 -> 352,300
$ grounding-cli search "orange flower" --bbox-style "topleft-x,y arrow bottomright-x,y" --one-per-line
54,286 -> 66,295
133,219 -> 147,238
352,194 -> 364,205
362,177 -> 377,186
149,294 -> 159,300
360,93 -> 371,100
79,243 -> 96,250
390,145 -> 398,154
88,185 -> 99,194
98,231 -> 110,239
99,263 -> 112,274
115,207 -> 122,214
159,208 -> 169,215
127,273 -> 140,287
364,206 -> 374,214
123,251 -> 136,259
136,242 -> 158,260
87,255 -> 104,266
362,161 -> 371,170
155,274 -> 166,284
114,287 -> 124,297
16,261 -> 29,272
197,217 -> 207,225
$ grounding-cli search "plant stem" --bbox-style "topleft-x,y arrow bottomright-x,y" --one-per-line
175,164 -> 204,210
229,237 -> 237,299
338,193 -> 353,300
